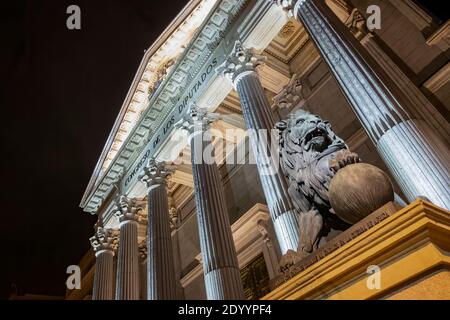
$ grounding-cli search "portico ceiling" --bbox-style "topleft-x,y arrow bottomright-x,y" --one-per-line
265,20 -> 309,64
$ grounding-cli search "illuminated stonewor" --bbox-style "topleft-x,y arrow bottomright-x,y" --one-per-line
76,0 -> 450,300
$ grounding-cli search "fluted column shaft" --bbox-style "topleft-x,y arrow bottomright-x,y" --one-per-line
352,18 -> 450,145
147,182 -> 177,299
92,250 -> 115,300
190,130 -> 245,300
283,0 -> 450,208
235,72 -> 300,253
90,227 -> 117,300
115,219 -> 140,300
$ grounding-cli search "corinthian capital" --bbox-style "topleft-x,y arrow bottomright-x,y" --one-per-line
114,195 -> 142,223
175,103 -> 221,135
217,41 -> 266,86
90,227 -> 118,254
139,158 -> 174,187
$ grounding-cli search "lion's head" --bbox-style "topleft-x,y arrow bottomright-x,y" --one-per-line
277,110 -> 346,175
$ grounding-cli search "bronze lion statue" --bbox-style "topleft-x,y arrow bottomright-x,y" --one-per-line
277,110 -> 360,257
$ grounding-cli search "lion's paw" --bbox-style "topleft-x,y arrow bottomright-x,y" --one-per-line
329,149 -> 361,173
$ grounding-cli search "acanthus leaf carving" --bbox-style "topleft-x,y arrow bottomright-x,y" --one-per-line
90,226 -> 119,253
114,195 -> 142,223
217,40 -> 266,86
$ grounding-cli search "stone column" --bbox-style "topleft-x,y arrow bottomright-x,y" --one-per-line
343,8 -> 450,145
275,0 -> 450,209
114,196 -> 141,300
218,41 -> 300,254
138,240 -> 148,300
176,105 -> 244,300
140,159 -> 177,300
90,226 -> 118,300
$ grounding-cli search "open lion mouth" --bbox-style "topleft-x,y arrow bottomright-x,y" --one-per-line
303,127 -> 331,152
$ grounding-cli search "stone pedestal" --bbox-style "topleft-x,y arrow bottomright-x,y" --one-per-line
264,200 -> 450,300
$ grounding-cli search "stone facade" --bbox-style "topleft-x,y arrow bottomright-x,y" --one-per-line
75,0 -> 450,300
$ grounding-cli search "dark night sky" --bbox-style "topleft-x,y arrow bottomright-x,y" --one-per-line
1,0 -> 188,299
0,0 -> 447,300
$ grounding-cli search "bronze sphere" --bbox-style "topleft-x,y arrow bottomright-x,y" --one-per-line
329,163 -> 394,224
